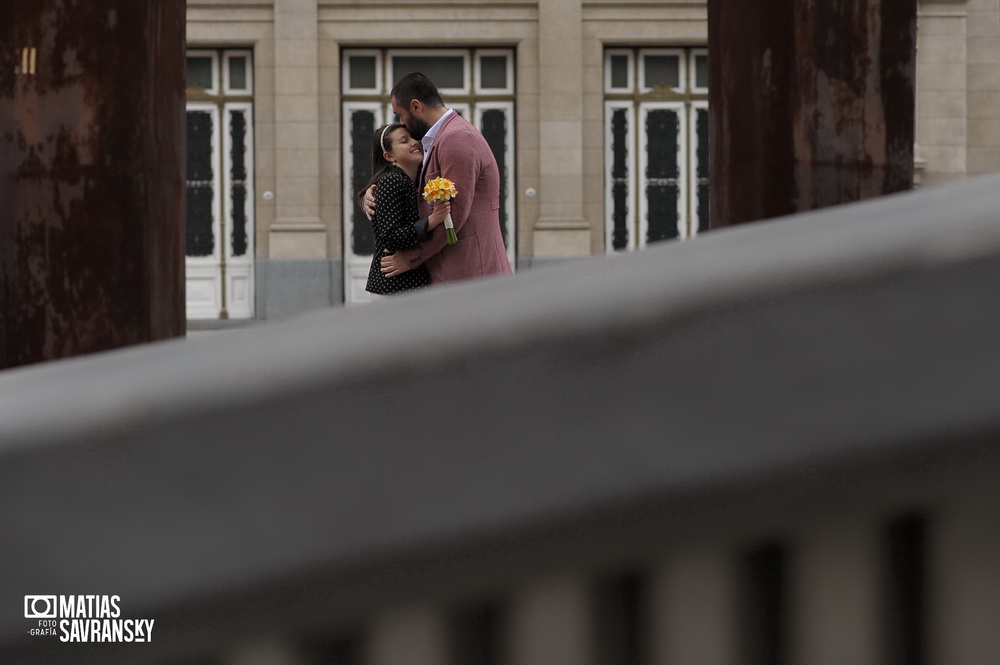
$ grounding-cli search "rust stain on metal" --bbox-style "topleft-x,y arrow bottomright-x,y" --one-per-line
709,0 -> 918,228
0,0 -> 185,367
0,0 -> 186,369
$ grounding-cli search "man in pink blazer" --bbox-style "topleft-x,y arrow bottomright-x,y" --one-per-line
379,73 -> 512,285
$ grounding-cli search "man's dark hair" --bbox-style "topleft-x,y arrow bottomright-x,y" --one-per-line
391,72 -> 445,109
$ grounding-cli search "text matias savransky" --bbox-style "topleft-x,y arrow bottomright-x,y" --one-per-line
25,594 -> 155,643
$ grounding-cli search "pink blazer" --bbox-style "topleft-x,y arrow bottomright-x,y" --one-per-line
395,112 -> 512,284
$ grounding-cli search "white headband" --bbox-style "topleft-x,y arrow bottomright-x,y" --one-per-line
380,125 -> 391,153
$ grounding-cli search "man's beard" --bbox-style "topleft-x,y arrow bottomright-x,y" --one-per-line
406,116 -> 432,140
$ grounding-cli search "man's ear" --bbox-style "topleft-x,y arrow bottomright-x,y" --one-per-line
410,98 -> 423,117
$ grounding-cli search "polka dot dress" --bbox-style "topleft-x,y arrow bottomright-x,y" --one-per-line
366,166 -> 432,295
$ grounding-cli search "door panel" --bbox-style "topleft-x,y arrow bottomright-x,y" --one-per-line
185,49 -> 255,320
342,103 -> 384,304
185,104 -> 223,319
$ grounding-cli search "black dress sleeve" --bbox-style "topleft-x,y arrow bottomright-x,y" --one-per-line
372,169 -> 432,252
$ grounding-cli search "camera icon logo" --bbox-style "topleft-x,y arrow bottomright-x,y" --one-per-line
24,596 -> 57,619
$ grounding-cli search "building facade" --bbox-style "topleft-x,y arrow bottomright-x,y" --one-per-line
185,0 -> 1000,319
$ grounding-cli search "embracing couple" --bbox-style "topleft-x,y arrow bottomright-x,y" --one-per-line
357,73 -> 512,296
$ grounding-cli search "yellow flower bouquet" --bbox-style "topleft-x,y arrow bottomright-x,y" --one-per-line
423,177 -> 459,245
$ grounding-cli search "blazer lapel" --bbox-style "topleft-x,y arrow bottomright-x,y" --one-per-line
420,111 -> 459,182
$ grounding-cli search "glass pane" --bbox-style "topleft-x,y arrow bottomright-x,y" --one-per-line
392,56 -> 465,89
230,110 -> 248,257
186,111 -> 215,257
610,55 -> 629,90
643,55 -> 680,90
610,108 -> 629,251
351,110 -> 376,256
481,109 -> 508,248
229,56 -> 248,91
350,56 -> 377,90
187,56 -> 213,91
480,56 -> 507,89
695,54 -> 709,89
645,109 -> 680,243
696,108 -> 710,233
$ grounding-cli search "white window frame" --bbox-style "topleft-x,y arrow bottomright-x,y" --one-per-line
222,101 -> 255,318
185,102 -> 223,319
638,101 -> 687,244
385,101 -> 471,125
476,101 -> 517,266
343,48 -> 516,304
343,49 -> 384,95
342,102 -> 387,304
604,101 -> 636,253
638,48 -> 686,94
185,102 -> 223,266
475,50 -> 515,95
342,101 -> 387,246
449,102 -> 472,119
387,49 -> 471,96
604,49 -> 635,94
222,102 -> 255,264
688,100 -> 709,238
187,50 -> 220,95
690,49 -> 709,94
223,50 -> 254,95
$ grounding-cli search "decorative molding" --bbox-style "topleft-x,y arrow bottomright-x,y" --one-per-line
534,216 -> 590,230
270,218 -> 326,232
918,0 -> 969,16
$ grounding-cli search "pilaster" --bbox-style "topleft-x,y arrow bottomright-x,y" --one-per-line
916,0 -> 970,187
534,0 -> 591,257
270,0 -> 326,258
965,0 -> 1000,175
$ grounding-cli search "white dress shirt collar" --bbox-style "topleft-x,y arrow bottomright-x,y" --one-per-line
420,108 -> 454,160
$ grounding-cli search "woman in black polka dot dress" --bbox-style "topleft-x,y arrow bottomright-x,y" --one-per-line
356,123 -> 449,295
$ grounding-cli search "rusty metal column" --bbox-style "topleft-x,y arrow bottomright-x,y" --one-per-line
0,0 -> 186,369
708,0 -> 918,227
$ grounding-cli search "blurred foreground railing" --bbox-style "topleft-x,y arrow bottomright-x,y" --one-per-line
2,176 -> 1000,664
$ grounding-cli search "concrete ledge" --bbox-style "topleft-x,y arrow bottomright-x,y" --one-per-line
3,175 -> 1000,661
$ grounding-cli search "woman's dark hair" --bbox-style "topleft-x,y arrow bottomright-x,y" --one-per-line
390,72 -> 444,109
355,122 -> 406,209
